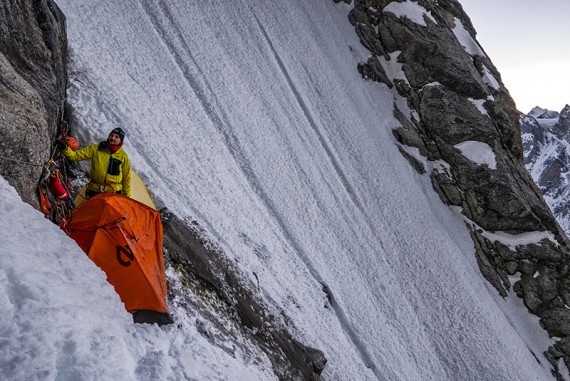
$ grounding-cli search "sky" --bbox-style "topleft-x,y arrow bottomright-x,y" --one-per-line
459,0 -> 570,114
1,0 -> 561,379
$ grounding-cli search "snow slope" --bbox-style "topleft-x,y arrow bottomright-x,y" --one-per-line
1,0 -> 558,379
0,177 -> 276,380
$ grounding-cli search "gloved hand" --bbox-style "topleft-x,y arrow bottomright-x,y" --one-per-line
54,139 -> 67,150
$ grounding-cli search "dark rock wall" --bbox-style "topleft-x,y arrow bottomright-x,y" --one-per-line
346,0 -> 570,377
0,0 -> 67,207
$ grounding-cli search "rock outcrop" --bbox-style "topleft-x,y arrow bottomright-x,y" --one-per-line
0,0 -> 67,207
345,0 -> 570,377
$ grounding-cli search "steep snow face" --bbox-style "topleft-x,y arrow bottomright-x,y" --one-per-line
5,0 -> 555,379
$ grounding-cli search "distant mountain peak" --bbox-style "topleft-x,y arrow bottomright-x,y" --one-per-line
522,108 -> 570,229
560,104 -> 570,118
528,106 -> 560,119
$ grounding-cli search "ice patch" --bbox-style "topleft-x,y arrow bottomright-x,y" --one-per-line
481,229 -> 558,250
383,1 -> 437,27
422,82 -> 442,89
481,64 -> 501,90
452,17 -> 485,56
379,51 -> 421,120
379,51 -> 409,85
430,159 -> 452,175
508,273 -> 522,289
456,207 -> 560,250
468,98 -> 488,115
454,140 -> 497,169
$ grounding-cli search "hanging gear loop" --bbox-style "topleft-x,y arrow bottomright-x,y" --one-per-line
37,119 -> 77,230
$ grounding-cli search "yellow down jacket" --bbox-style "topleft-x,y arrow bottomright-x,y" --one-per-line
64,142 -> 131,197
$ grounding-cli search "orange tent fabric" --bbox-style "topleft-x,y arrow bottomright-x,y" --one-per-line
67,193 -> 169,313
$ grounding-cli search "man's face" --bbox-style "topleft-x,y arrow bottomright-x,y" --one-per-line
108,132 -> 122,145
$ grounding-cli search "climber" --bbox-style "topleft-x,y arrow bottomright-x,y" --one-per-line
61,128 -> 131,199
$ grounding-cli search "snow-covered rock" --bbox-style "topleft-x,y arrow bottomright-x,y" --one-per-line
522,105 -> 570,235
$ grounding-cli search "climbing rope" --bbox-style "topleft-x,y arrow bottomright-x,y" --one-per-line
0,155 -> 43,167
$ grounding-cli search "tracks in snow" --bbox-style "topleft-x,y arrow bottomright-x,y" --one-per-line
138,2 -> 385,378
252,13 -> 365,216
253,13 -> 386,381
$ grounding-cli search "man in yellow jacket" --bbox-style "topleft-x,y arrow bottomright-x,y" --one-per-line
63,128 -> 131,198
